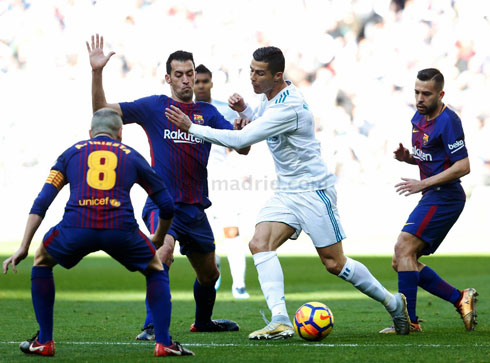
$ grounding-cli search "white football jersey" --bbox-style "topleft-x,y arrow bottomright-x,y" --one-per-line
190,82 -> 336,192
208,99 -> 238,163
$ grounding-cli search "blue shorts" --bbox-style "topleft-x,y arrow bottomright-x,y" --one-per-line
43,225 -> 156,272
143,203 -> 215,256
402,185 -> 465,255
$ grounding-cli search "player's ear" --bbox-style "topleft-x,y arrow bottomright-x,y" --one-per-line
165,74 -> 171,85
210,81 -> 214,89
439,90 -> 445,100
273,71 -> 283,82
89,129 -> 93,138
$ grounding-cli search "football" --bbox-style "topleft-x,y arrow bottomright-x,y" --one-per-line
293,302 -> 334,341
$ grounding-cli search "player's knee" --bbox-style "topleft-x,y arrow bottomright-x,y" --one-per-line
323,258 -> 343,275
249,236 -> 268,254
224,226 -> 239,239
33,245 -> 56,267
391,257 -> 399,272
198,269 -> 220,286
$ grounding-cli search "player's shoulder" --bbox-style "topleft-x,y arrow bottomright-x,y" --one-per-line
271,82 -> 305,107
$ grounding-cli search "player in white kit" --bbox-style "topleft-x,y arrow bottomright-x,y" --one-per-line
194,64 -> 249,299
166,47 -> 410,338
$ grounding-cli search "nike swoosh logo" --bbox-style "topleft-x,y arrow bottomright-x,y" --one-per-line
320,314 -> 331,320
164,348 -> 182,356
29,344 -> 44,352
404,223 -> 415,226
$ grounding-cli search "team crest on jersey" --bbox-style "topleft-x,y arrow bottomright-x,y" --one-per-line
193,114 -> 204,124
423,133 -> 429,144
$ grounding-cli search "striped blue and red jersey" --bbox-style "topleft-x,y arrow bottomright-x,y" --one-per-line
411,105 -> 468,185
120,95 -> 233,209
30,135 -> 174,231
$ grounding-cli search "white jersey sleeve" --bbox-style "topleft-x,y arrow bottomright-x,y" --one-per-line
189,102 -> 297,149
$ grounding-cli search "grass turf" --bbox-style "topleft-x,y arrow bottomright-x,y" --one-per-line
0,254 -> 488,362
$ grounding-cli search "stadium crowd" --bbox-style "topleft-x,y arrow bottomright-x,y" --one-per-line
1,0 -> 489,244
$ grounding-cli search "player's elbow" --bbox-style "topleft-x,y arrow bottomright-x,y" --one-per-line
236,146 -> 251,155
458,158 -> 470,177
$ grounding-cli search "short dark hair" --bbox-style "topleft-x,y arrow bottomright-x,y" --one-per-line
195,64 -> 212,78
417,68 -> 444,91
253,46 -> 285,75
166,50 -> 195,74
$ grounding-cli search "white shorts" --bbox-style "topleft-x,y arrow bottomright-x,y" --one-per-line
256,187 -> 346,248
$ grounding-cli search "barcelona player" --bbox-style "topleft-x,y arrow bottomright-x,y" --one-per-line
86,34 -> 246,339
167,46 -> 411,338
2,108 -> 194,357
380,68 -> 477,333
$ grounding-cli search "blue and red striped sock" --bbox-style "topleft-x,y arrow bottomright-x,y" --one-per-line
398,271 -> 419,323
418,266 -> 461,304
31,266 -> 55,344
146,269 -> 171,345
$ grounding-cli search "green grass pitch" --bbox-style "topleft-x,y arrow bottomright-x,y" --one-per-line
1,254 -> 488,362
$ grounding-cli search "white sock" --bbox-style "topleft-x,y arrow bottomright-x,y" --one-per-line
225,236 -> 246,289
253,251 -> 289,320
338,257 -> 395,311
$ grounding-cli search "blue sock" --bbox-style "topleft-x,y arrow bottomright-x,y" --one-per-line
194,278 -> 216,328
418,266 -> 461,304
146,269 -> 171,345
398,271 -> 419,323
143,297 -> 153,328
31,266 -> 55,344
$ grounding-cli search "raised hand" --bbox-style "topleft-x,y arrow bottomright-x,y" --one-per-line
228,93 -> 246,112
393,143 -> 411,163
86,34 -> 115,71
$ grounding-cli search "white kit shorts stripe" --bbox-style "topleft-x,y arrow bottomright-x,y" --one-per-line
255,186 -> 346,248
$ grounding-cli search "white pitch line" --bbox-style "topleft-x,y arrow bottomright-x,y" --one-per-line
1,341 -> 488,348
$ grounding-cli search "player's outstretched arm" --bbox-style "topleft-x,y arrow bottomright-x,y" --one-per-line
393,143 -> 416,165
86,34 -> 122,115
3,214 -> 43,274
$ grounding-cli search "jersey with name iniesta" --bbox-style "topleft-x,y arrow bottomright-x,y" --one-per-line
120,95 -> 233,208
30,136 -> 173,231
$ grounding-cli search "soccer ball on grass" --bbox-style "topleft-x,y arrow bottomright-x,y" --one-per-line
293,302 -> 334,341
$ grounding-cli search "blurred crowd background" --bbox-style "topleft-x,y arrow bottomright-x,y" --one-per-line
1,0 -> 489,253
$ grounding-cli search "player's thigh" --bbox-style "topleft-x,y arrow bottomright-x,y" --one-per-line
253,194 -> 300,253
286,188 -> 346,248
402,195 -> 464,255
249,222 -> 295,253
170,204 -> 216,256
103,229 -> 158,273
42,226 -> 98,269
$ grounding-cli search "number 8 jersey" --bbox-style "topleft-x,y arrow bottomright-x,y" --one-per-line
30,135 -> 173,231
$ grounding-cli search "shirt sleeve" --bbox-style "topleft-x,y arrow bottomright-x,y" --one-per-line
441,113 -> 468,163
238,104 -> 255,120
189,103 -> 298,149
119,95 -> 159,125
29,153 -> 68,218
208,105 -> 234,130
134,151 -> 175,219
